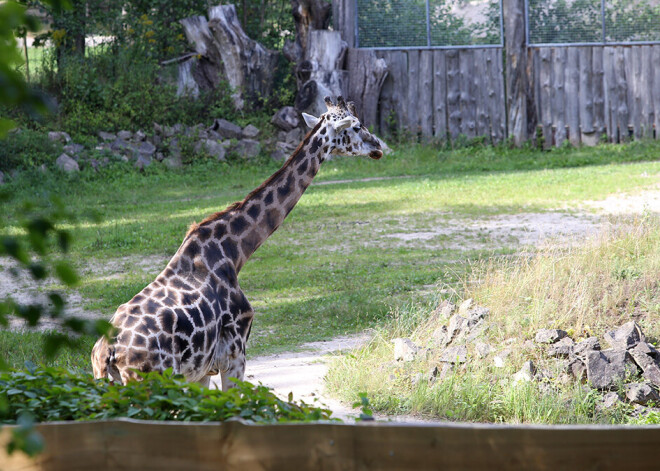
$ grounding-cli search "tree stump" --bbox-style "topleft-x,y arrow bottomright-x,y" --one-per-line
346,49 -> 388,129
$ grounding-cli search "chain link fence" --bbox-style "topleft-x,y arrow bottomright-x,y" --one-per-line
356,0 -> 503,48
527,0 -> 660,45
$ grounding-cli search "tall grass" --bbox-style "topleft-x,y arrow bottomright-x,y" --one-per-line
327,216 -> 660,424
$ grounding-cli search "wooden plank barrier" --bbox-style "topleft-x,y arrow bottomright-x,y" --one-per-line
2,419 -> 660,470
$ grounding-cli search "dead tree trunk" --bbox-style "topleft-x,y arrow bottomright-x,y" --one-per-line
179,4 -> 279,109
346,49 -> 388,129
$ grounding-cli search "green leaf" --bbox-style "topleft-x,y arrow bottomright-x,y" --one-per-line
54,261 -> 79,286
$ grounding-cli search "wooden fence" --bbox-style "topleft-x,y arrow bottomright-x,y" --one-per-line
333,0 -> 660,146
3,419 -> 660,470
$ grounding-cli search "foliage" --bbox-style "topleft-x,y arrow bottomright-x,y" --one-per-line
0,129 -> 60,171
0,365 -> 336,423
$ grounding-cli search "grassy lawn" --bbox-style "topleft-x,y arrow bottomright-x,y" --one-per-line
2,140 -> 660,373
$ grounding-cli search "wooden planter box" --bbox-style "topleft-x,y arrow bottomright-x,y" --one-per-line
2,419 -> 660,470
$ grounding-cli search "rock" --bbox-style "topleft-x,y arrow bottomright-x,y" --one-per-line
642,364 -> 660,388
136,141 -> 156,157
153,122 -> 163,135
39,164 -> 47,173
134,130 -> 146,141
63,143 -> 84,155
466,306 -> 489,326
242,124 -> 260,138
535,329 -> 568,344
168,139 -> 181,160
98,131 -> 116,141
447,314 -> 468,342
493,349 -> 512,368
574,336 -> 601,356
586,350 -> 637,390
431,325 -> 449,347
457,298 -> 474,315
393,338 -> 420,362
111,138 -> 132,152
234,139 -> 261,159
210,118 -> 243,139
567,357 -> 587,380
625,382 -> 660,405
134,154 -> 152,170
629,342 -> 660,370
163,155 -> 183,169
0,170 -> 4,185
152,135 -> 162,147
155,152 -> 165,162
271,106 -> 300,131
439,345 -> 467,364
474,341 -> 492,358
547,337 -> 575,358
48,131 -> 71,144
196,139 -> 227,161
55,153 -> 79,173
603,321 -> 645,350
88,159 -> 100,171
513,360 -> 536,383
270,149 -> 287,162
598,391 -> 622,411
437,300 -> 456,321
284,127 -> 305,145
117,130 -> 132,140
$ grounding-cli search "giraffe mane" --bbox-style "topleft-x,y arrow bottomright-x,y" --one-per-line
185,116 -> 327,237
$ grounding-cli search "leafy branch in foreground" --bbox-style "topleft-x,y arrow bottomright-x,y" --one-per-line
0,365 -> 337,424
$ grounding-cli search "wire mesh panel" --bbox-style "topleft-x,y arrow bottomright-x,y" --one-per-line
527,0 -> 660,45
604,0 -> 660,42
357,0 -> 502,48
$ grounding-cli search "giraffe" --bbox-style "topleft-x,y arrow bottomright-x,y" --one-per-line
91,96 -> 383,390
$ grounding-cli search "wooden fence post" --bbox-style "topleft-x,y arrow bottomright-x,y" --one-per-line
503,0 -> 530,145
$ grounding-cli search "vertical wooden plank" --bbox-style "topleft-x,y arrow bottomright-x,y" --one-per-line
641,45 -> 654,139
419,50 -> 434,139
592,47 -> 606,141
490,48 -> 506,143
446,49 -> 461,141
616,47 -> 630,141
459,50 -> 476,138
503,0 -> 529,145
407,50 -> 420,138
653,46 -> 660,139
578,47 -> 595,145
376,51 -> 395,137
566,48 -> 580,146
552,47 -> 567,147
603,47 -> 617,142
383,50 -> 408,136
539,47 -> 553,148
432,50 -> 447,141
474,49 -> 489,139
532,47 -> 542,143
630,46 -> 643,139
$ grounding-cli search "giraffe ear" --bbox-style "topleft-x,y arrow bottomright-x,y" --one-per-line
302,113 -> 320,128
333,117 -> 352,132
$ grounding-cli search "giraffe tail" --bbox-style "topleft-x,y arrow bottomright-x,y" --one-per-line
91,336 -> 122,383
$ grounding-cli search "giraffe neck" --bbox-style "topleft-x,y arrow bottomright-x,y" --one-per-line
220,120 -> 330,272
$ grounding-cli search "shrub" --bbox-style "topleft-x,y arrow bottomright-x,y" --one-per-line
0,365 -> 336,423
0,129 -> 59,172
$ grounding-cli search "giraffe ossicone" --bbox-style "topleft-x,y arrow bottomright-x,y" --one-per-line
91,96 -> 383,390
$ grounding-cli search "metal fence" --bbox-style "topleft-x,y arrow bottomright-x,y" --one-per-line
356,0 -> 503,49
527,0 -> 660,46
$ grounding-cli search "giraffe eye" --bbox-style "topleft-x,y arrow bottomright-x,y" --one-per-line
353,126 -> 360,132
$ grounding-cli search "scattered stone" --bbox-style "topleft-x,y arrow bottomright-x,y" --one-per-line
270,149 -> 287,162
437,300 -> 456,321
599,391 -> 622,410
284,127 -> 304,145
155,152 -> 165,162
447,314 -> 468,342
643,365 -> 660,389
457,298 -> 474,315
152,135 -> 162,147
48,131 -> 71,144
242,124 -> 260,138
574,337 -> 601,356
547,337 -> 575,358
0,170 -> 4,185
411,373 -> 425,386
134,154 -> 152,170
624,382 -> 660,405
439,345 -> 467,364
393,338 -> 420,362
629,342 -> 660,371
163,155 -> 183,169
466,306 -> 489,326
98,131 -> 116,141
234,139 -> 261,159
603,321 -> 645,350
55,153 -> 79,173
271,106 -> 300,131
513,360 -> 536,383
88,159 -> 100,171
535,329 -> 568,344
153,122 -> 163,135
168,139 -> 181,160
493,349 -> 511,368
134,130 -> 146,141
585,350 -> 637,390
567,357 -> 587,380
474,341 -> 492,359
111,138 -> 132,152
63,143 -> 84,155
136,141 -> 156,157
211,118 -> 243,139
431,325 -> 449,346
196,139 -> 227,161
117,130 -> 132,140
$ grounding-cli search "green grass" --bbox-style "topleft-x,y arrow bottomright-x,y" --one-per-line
2,140 -> 660,371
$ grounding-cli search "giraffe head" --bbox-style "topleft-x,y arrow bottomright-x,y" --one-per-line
302,96 -> 383,160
